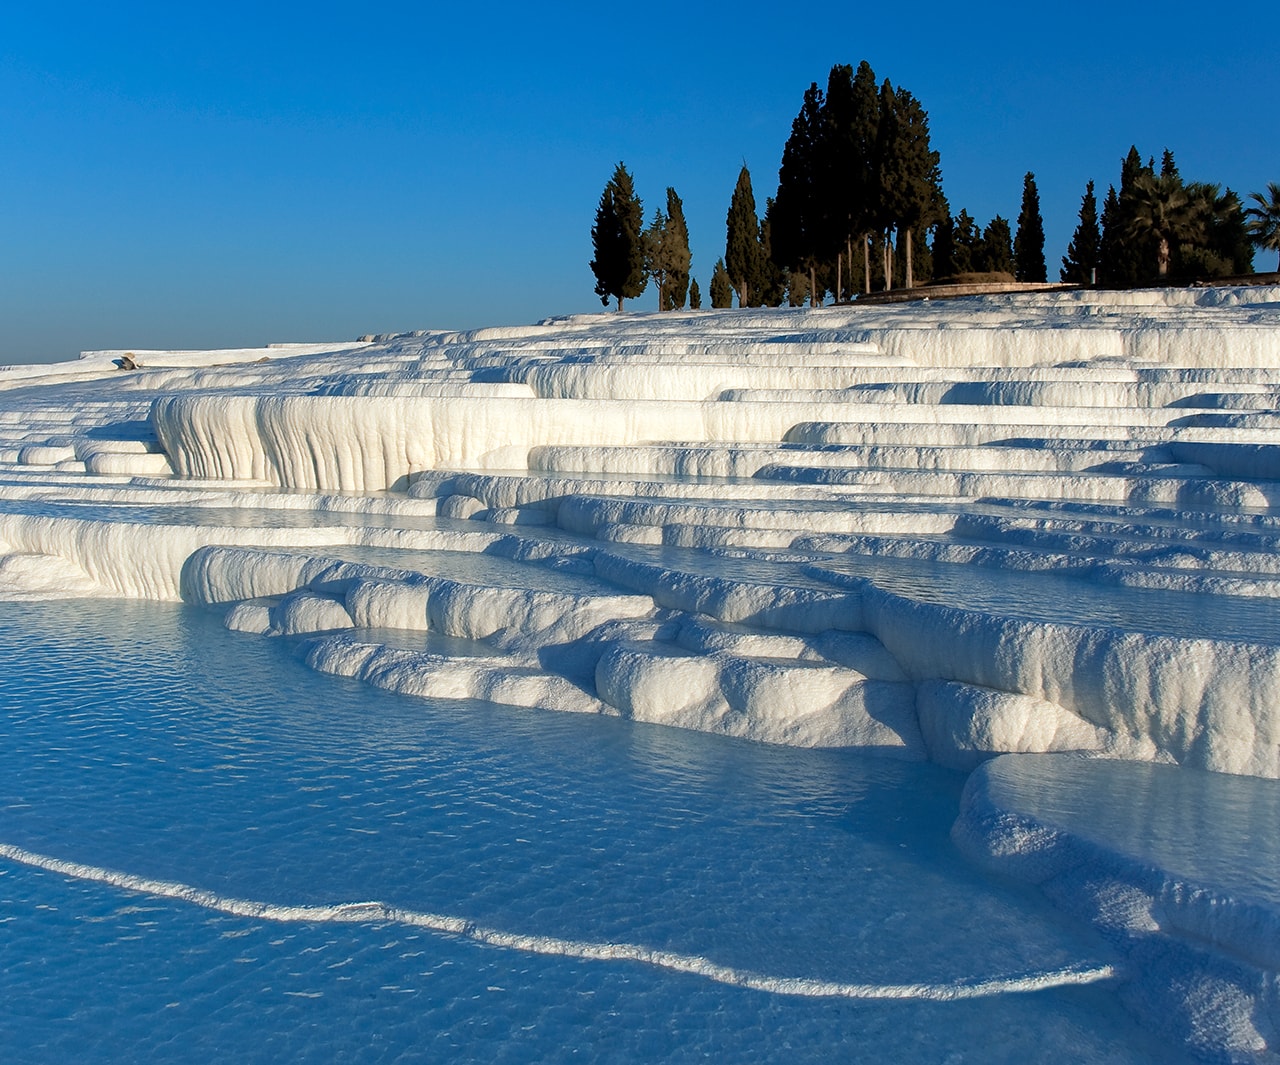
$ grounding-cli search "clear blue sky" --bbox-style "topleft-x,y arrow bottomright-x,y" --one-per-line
1,1 -> 1273,363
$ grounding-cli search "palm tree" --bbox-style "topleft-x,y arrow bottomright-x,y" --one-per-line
1245,182 -> 1280,271
1121,173 -> 1205,280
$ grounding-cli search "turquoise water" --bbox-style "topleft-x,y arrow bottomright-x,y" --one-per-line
0,600 -> 1187,1063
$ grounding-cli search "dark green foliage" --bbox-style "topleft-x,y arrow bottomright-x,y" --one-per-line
1182,185 -> 1253,278
771,60 -> 944,298
950,210 -> 980,275
931,216 -> 956,278
642,207 -> 669,309
906,223 -> 933,285
663,188 -> 692,309
726,165 -> 765,306
689,277 -> 702,309
977,216 -> 1014,275
643,188 -> 692,311
1161,149 -> 1179,180
1121,172 -> 1202,279
710,258 -> 733,308
1245,182 -> 1280,271
817,61 -> 880,285
880,85 -> 944,288
1097,184 -> 1124,285
786,268 -> 810,307
771,82 -> 826,293
1061,180 -> 1100,284
872,79 -> 900,287
590,162 -> 646,311
1014,172 -> 1047,282
758,198 -> 787,306
1099,147 -> 1152,286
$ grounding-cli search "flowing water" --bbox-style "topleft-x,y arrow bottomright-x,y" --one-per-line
0,600 -> 1189,1063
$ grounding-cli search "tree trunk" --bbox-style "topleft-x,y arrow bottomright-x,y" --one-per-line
883,229 -> 893,292
617,295 -> 624,312
905,228 -> 914,289
810,264 -> 817,307
1157,237 -> 1170,278
864,234 -> 871,294
836,252 -> 842,304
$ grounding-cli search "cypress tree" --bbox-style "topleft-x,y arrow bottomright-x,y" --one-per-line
886,87 -> 944,289
816,62 -> 881,297
689,277 -> 702,310
1161,149 -> 1179,181
849,62 -> 882,294
1061,180 -> 1100,284
589,162 -> 646,311
663,187 -> 692,310
1102,146 -> 1152,286
951,210 -> 979,274
772,82 -> 826,305
759,198 -> 787,307
710,259 -> 733,308
1097,184 -> 1122,285
1014,172 -> 1047,282
931,215 -> 956,278
726,164 -> 764,307
977,216 -> 1014,276
873,78 -> 901,289
643,208 -> 671,311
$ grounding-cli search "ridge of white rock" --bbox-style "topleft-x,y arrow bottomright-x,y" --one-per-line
955,754 -> 1280,1065
0,287 -> 1278,775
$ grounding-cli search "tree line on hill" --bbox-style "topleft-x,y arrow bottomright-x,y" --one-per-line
590,61 -> 1280,311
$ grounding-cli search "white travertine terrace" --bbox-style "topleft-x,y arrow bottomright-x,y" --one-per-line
5,285 -> 1280,1061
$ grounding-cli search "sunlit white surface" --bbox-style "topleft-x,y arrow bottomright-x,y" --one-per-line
2,287 -> 1280,1060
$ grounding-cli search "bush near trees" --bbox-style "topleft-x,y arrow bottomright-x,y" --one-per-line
709,259 -> 733,308
590,78 -> 1276,309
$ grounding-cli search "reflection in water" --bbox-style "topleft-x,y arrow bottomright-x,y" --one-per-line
0,599 -> 1188,1064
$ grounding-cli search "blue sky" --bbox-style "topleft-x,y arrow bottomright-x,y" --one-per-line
0,2 -> 1273,362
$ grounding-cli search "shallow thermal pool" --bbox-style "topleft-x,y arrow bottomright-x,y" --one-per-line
0,600 -> 1190,1063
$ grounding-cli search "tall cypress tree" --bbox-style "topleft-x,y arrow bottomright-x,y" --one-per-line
663,187 -> 692,310
589,162 -> 646,311
725,165 -> 764,307
1061,180 -> 1100,284
772,82 -> 826,305
1014,172 -> 1047,282
885,86 -> 944,289
1097,184 -> 1122,285
873,78 -> 901,289
849,61 -> 882,294
689,277 -> 702,310
815,62 -> 881,297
